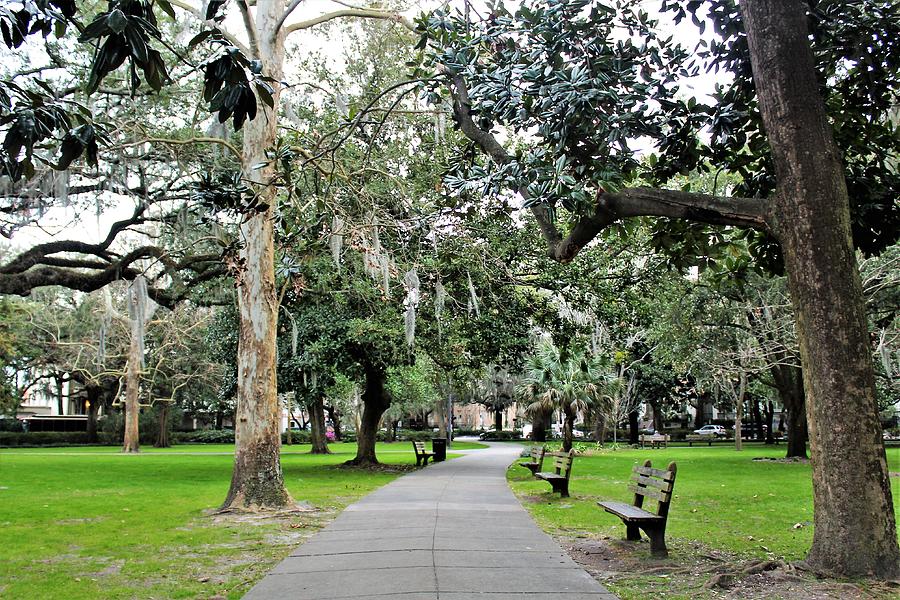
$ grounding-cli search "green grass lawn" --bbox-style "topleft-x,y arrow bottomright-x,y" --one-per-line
510,444 -> 900,561
0,441 -> 484,599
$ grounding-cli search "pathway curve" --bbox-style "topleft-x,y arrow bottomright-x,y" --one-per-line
244,442 -> 616,600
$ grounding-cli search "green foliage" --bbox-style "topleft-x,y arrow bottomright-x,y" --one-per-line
173,428 -> 234,444
0,431 -> 96,447
478,429 -> 523,441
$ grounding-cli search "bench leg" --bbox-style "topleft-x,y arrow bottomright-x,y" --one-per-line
423,456 -> 430,466
549,480 -> 569,498
625,523 -> 641,542
644,526 -> 668,558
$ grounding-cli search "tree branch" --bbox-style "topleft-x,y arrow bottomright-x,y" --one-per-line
447,71 -> 772,263
284,8 -> 414,36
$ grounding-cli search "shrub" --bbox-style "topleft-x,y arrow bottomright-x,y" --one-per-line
452,428 -> 484,437
281,430 -> 312,444
0,418 -> 25,432
174,429 -> 234,444
0,431 -> 95,447
479,430 -> 523,441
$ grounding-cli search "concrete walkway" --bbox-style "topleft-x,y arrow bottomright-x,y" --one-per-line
244,442 -> 616,600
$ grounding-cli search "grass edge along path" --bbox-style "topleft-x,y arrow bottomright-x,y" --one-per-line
0,441 -> 484,599
508,443 -> 900,600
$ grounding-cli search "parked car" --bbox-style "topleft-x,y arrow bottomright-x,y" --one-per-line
694,425 -> 727,437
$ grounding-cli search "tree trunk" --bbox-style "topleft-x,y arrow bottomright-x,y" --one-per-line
309,396 -> 330,454
55,374 -> 64,416
741,0 -> 899,578
532,407 -> 550,442
774,364 -> 808,459
493,407 -> 502,431
763,401 -> 775,445
734,373 -> 745,452
86,384 -> 100,443
751,397 -> 763,441
215,410 -> 223,430
326,404 -> 342,441
628,409 -> 639,445
222,0 -> 292,510
122,292 -> 142,454
154,403 -> 171,448
435,396 -> 448,438
561,405 -> 575,452
347,363 -> 390,466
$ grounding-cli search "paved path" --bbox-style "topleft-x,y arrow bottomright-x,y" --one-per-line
244,442 -> 616,600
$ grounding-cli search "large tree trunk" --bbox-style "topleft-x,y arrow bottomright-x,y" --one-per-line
222,0 -> 292,510
154,403 -> 171,448
308,396 -> 331,454
742,0 -> 899,578
493,407 -> 503,431
347,363 -> 391,466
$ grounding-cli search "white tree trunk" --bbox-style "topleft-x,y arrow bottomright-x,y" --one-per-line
221,0 -> 292,509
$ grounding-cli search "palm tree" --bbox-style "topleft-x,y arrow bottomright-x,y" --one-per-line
518,341 -> 606,451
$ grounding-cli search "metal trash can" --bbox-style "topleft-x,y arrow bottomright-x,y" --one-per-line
432,438 -> 447,462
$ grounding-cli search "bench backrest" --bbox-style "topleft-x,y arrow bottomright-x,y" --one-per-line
547,449 -> 575,480
629,459 -> 677,518
412,441 -> 427,455
531,445 -> 546,464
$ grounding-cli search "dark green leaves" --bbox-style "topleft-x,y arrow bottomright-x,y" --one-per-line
201,45 -> 272,130
79,0 -> 170,94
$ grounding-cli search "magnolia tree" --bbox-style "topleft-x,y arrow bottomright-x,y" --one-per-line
417,0 -> 900,578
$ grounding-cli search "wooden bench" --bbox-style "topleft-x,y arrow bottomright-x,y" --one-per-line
412,441 -> 435,466
598,459 -> 677,557
639,433 -> 670,448
685,434 -> 714,446
519,445 -> 546,475
535,449 -> 575,497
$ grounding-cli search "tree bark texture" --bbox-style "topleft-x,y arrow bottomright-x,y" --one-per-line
308,396 -> 330,454
154,403 -> 170,448
493,408 -> 503,431
222,0 -> 292,510
347,363 -> 391,465
741,0 -> 899,578
86,384 -> 101,443
562,405 -> 575,452
773,363 -> 808,458
327,404 -> 342,441
122,296 -> 142,454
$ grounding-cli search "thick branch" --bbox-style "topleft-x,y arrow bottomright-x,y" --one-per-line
447,71 -> 772,263
0,204 -> 148,275
284,9 -> 413,35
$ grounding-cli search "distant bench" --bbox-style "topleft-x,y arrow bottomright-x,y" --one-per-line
412,441 -> 435,466
639,433 -> 670,449
535,449 -> 575,498
598,459 -> 677,557
519,445 -> 546,475
685,434 -> 715,446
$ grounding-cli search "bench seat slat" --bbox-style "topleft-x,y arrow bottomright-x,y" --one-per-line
634,465 -> 675,480
536,472 -> 565,481
630,473 -> 674,492
598,501 -> 663,522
